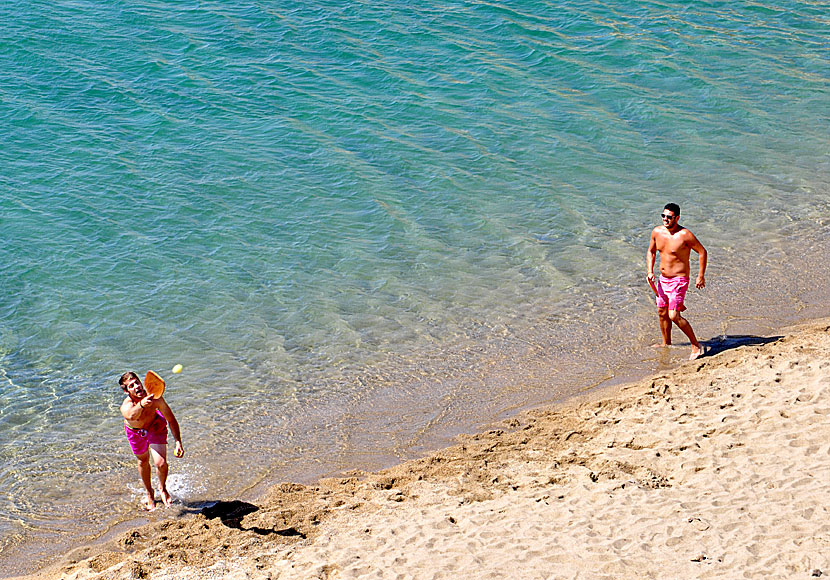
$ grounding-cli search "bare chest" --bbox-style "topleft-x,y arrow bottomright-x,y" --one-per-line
122,400 -> 159,428
656,231 -> 690,255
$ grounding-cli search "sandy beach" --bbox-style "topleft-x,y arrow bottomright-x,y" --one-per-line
18,320 -> 830,580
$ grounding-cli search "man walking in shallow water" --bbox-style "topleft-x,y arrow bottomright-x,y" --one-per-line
646,203 -> 708,360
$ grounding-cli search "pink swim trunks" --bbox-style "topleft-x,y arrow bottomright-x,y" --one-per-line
124,411 -> 168,456
655,275 -> 689,311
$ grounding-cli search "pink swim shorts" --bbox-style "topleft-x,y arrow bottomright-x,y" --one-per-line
124,412 -> 168,456
655,275 -> 689,311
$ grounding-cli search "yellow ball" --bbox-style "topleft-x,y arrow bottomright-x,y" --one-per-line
172,364 -> 183,374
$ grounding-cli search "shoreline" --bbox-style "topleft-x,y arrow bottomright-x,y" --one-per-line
5,229 -> 830,577
18,318 -> 830,579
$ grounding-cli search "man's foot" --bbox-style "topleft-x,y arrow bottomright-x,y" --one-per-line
689,346 -> 703,360
142,495 -> 157,511
160,489 -> 173,507
652,342 -> 671,348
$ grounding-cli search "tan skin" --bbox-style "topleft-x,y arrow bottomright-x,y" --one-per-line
646,209 -> 708,360
121,374 -> 184,510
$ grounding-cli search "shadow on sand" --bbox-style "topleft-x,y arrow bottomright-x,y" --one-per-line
701,334 -> 783,358
176,500 -> 306,538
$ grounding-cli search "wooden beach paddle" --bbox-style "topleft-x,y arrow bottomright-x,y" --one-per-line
144,370 -> 166,399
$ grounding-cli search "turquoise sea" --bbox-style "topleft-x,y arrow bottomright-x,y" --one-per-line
1,0 -> 828,572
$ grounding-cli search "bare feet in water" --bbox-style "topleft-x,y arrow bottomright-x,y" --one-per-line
653,343 -> 703,360
160,489 -> 173,507
143,494 -> 156,511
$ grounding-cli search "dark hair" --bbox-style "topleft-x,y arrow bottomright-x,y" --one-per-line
664,203 -> 680,217
119,371 -> 139,390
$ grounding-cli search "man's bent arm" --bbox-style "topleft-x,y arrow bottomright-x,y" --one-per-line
690,236 -> 707,288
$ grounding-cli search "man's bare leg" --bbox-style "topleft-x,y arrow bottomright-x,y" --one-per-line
656,306 -> 672,346
150,445 -> 173,507
136,453 -> 156,511
668,310 -> 702,360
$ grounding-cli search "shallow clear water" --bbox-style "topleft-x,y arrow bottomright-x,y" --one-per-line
0,0 -> 828,572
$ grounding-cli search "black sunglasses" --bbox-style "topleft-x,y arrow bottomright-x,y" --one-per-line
661,213 -> 676,220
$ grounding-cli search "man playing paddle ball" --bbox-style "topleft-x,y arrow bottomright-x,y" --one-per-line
647,203 -> 708,360
119,371 -> 184,510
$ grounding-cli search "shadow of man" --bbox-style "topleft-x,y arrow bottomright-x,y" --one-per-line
701,335 -> 782,358
201,500 -> 305,538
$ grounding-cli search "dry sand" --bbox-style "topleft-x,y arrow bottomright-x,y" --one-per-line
18,321 -> 830,580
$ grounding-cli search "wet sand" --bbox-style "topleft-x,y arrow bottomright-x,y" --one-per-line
16,319 -> 830,579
